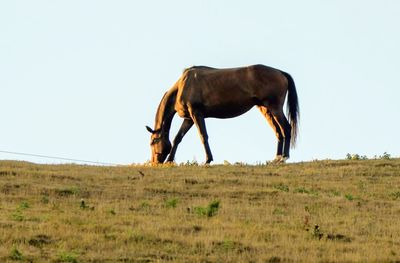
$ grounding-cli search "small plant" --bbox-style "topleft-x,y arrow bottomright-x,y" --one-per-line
108,209 -> 116,215
11,212 -> 24,222
41,195 -> 50,204
79,199 -> 94,210
330,189 -> 341,197
181,159 -> 199,166
345,194 -> 354,201
80,199 -> 88,209
9,247 -> 24,261
28,234 -> 52,247
223,160 -> 231,165
19,201 -> 30,210
273,183 -> 289,192
221,239 -> 235,251
272,208 -> 287,215
193,200 -> 220,217
58,251 -> 79,263
295,187 -> 318,196
346,153 -> 367,160
390,191 -> 400,200
165,198 -> 179,208
56,187 -> 80,197
380,152 -> 391,160
312,225 -> 324,239
140,201 -> 150,208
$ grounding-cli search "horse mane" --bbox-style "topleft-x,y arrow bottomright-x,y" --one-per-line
153,89 -> 177,137
183,65 -> 216,73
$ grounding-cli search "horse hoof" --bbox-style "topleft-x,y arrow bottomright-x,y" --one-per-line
271,156 -> 288,164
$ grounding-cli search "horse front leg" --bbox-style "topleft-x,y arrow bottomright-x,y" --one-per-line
166,118 -> 193,163
190,111 -> 213,164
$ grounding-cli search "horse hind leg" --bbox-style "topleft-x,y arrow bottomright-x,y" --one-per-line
270,108 -> 292,162
257,106 -> 285,162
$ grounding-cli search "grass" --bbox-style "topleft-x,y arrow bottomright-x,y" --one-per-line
0,159 -> 400,262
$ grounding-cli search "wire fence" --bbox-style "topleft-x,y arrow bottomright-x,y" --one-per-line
0,150 -> 123,166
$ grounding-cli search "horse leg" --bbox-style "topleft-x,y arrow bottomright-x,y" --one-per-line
166,118 -> 194,162
270,109 -> 292,161
189,110 -> 213,164
258,106 -> 284,162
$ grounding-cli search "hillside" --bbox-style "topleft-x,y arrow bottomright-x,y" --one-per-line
0,159 -> 399,262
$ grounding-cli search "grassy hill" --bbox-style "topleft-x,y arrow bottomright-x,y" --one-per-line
0,159 -> 399,262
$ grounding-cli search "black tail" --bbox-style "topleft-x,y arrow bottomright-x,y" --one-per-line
281,71 -> 299,147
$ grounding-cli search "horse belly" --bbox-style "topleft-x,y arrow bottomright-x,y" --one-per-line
204,101 -> 255,119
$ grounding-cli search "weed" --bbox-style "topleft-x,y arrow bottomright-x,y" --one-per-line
294,187 -> 318,196
193,200 -> 220,217
193,206 -> 207,216
9,247 -> 24,261
221,239 -> 235,251
192,225 -> 202,232
273,183 -> 289,192
139,201 -> 150,209
180,159 -> 199,166
346,153 -> 368,160
108,209 -> 116,215
326,233 -> 351,242
267,256 -> 282,263
165,198 -> 179,208
345,194 -> 354,201
11,212 -> 24,222
57,251 -> 79,263
56,187 -> 80,197
0,170 -> 17,176
223,160 -> 231,165
312,225 -> 324,239
79,199 -> 94,210
28,234 -> 52,247
41,195 -> 50,204
329,189 -> 341,197
129,232 -> 146,243
390,191 -> 400,200
272,208 -> 287,216
18,201 -> 30,210
380,152 -> 391,160
80,199 -> 87,209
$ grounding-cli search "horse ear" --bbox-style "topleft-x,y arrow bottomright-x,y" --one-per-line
145,126 -> 154,134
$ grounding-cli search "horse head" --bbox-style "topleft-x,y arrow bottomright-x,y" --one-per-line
146,126 -> 172,165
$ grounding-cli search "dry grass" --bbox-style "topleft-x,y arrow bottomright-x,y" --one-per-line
0,159 -> 400,262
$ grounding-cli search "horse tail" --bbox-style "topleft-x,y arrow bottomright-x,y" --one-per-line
281,71 -> 299,147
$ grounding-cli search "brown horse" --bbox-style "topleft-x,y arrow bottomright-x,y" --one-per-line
146,64 -> 299,165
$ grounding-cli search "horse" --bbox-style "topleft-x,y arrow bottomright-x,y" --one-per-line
146,64 -> 299,165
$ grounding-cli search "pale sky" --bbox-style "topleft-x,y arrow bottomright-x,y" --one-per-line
1,1 -> 399,164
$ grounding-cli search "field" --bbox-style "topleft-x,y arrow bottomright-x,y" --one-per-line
0,159 -> 400,262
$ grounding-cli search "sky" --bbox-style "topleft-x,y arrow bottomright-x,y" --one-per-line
1,1 -> 399,165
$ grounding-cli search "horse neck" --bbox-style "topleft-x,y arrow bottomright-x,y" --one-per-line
154,90 -> 177,138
